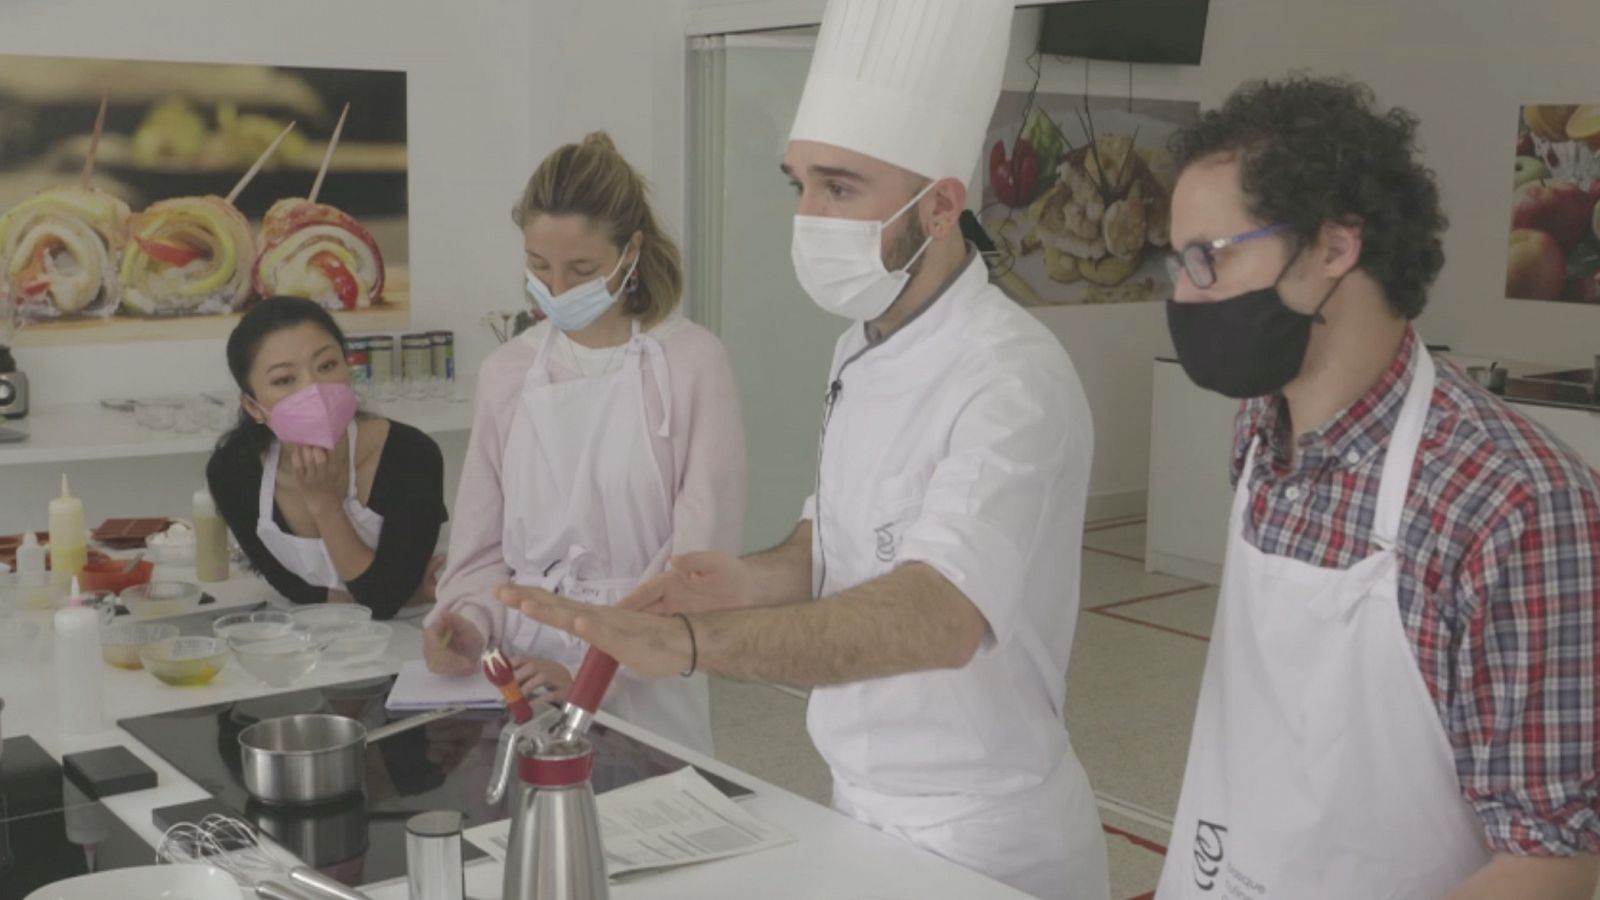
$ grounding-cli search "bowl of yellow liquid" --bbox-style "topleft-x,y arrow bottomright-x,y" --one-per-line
140,636 -> 227,686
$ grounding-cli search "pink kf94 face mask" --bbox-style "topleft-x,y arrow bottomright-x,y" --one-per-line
264,382 -> 357,450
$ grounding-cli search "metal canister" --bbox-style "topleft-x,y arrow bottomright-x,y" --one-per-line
401,333 -> 433,382
406,811 -> 464,900
345,337 -> 372,385
368,335 -> 396,384
429,331 -> 455,384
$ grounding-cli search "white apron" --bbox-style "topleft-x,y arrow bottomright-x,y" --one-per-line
256,421 -> 385,591
1158,349 -> 1489,899
499,322 -> 712,755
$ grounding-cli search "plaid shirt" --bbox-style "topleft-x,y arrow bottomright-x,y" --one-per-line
1231,328 -> 1600,856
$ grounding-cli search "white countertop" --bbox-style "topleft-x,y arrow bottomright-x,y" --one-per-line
0,387 -> 474,467
2,576 -> 1029,900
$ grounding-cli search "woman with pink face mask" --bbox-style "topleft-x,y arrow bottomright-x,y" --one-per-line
206,296 -> 448,618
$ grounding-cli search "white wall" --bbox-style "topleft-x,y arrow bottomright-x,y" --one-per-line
0,0 -> 686,534
528,1 -> 691,279
1,0 -> 545,408
686,0 -> 1600,517
1010,0 -> 1600,510
1021,0 -> 1600,370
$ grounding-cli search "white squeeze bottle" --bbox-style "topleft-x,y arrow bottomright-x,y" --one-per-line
193,487 -> 230,583
54,576 -> 106,737
48,474 -> 87,579
16,530 -> 47,609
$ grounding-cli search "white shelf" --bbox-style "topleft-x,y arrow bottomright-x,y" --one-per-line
0,384 -> 474,466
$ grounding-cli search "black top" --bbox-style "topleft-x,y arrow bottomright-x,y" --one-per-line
206,420 -> 447,620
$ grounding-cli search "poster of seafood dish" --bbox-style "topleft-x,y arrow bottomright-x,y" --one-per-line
979,91 -> 1197,306
0,55 -> 407,345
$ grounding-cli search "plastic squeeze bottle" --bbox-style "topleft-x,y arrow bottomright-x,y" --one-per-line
193,487 -> 230,583
48,474 -> 87,579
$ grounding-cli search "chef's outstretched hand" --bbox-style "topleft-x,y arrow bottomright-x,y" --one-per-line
423,610 -> 486,676
495,584 -> 692,680
618,551 -> 751,615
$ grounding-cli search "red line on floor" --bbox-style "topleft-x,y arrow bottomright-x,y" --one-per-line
1089,608 -> 1210,643
1084,517 -> 1147,533
1087,583 -> 1207,612
1102,822 -> 1168,856
1083,545 -> 1147,564
1127,893 -> 1156,900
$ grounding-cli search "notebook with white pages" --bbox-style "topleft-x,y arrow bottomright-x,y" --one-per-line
386,659 -> 504,711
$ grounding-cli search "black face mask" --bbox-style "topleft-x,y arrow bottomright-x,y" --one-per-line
1165,266 -> 1341,400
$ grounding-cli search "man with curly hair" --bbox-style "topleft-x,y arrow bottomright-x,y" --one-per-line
1158,76 -> 1600,899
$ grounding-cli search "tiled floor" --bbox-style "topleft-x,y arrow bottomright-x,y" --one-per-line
707,518 -> 1600,900
708,516 -> 1208,899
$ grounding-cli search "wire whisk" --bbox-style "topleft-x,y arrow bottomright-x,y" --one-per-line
157,813 -> 373,900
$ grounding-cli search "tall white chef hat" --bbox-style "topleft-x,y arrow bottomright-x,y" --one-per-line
789,0 -> 1016,183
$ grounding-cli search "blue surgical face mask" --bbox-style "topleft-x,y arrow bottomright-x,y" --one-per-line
524,249 -> 637,332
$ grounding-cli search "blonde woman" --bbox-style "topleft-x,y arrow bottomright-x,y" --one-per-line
423,132 -> 745,753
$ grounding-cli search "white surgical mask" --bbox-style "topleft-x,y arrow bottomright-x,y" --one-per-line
790,181 -> 935,321
524,250 -> 636,333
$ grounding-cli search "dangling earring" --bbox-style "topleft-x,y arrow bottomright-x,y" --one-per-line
626,270 -> 640,294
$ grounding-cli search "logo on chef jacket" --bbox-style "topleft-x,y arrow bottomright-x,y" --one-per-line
1192,819 -> 1228,891
874,522 -> 898,562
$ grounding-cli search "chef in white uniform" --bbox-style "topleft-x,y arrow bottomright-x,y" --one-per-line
497,2 -> 1108,897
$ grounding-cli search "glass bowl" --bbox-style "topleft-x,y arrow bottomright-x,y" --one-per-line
228,631 -> 326,687
120,581 -> 202,619
0,618 -> 41,656
212,610 -> 296,644
144,531 -> 197,566
100,621 -> 179,670
323,622 -> 392,666
290,605 -> 372,639
139,636 -> 227,686
0,571 -> 72,611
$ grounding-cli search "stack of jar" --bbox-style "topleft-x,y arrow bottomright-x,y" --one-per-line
345,330 -> 454,399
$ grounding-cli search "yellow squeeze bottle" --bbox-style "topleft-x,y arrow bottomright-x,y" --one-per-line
48,474 -> 87,579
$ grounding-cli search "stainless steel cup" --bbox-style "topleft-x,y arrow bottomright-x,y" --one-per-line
406,811 -> 464,900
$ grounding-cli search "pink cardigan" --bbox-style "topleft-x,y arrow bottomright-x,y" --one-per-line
430,317 -> 747,645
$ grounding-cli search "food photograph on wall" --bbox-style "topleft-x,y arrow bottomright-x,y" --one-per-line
979,90 -> 1198,307
1506,103 -> 1600,303
0,55 -> 408,345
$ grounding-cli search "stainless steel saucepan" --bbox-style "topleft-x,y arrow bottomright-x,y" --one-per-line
239,705 -> 465,806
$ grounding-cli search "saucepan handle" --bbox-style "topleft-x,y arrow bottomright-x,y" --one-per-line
364,705 -> 468,743
255,880 -> 313,900
287,866 -> 377,900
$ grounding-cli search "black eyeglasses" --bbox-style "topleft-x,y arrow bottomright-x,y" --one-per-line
1164,224 -> 1290,289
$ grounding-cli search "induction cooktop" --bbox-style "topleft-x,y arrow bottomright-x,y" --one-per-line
121,675 -> 749,887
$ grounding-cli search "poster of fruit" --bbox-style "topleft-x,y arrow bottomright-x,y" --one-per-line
979,91 -> 1197,306
0,55 -> 409,347
1505,104 -> 1600,304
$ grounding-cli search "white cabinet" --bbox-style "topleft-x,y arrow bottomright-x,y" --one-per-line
1145,360 -> 1237,584
1508,402 -> 1600,472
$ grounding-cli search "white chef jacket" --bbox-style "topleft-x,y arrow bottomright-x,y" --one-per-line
802,251 -> 1095,818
